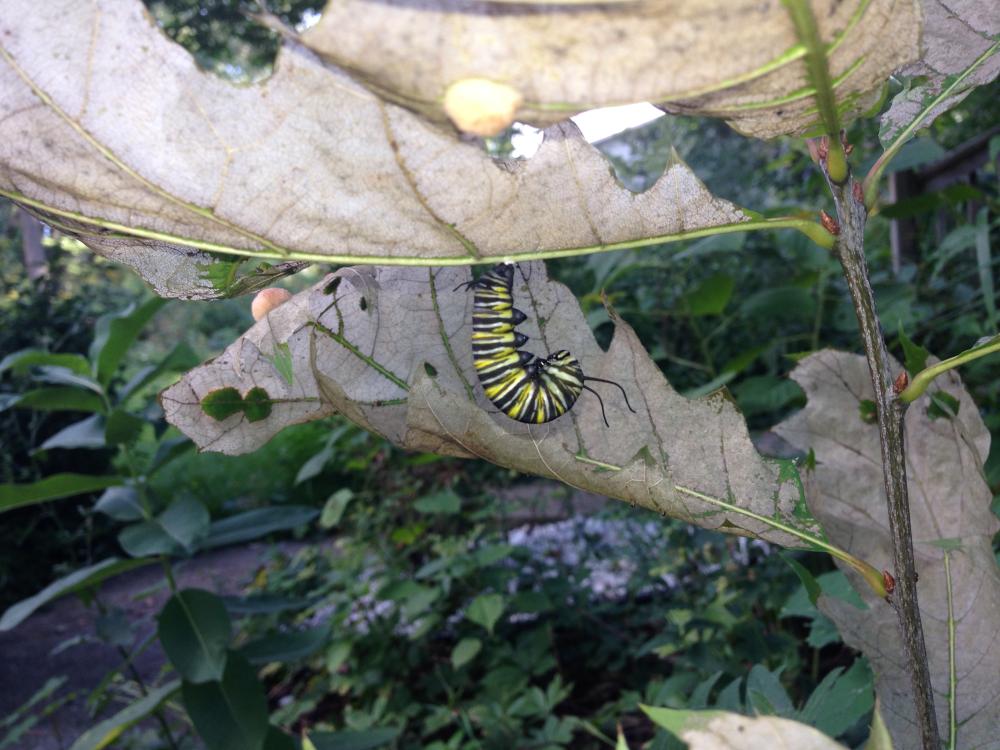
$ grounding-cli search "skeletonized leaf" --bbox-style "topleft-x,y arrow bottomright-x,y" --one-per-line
880,2 -> 1000,147
774,351 -> 1000,749
0,0 -> 756,298
163,263 -> 813,548
301,0 -> 920,139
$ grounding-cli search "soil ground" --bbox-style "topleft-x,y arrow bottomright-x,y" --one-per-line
0,543 -> 283,750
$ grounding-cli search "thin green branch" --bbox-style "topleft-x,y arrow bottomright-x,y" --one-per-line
570,454 -> 886,597
898,334 -> 1000,403
672,484 -> 887,597
1,188 -> 831,266
782,0 -> 847,181
864,40 -> 1000,209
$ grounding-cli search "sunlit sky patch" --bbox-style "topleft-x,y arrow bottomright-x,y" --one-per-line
511,102 -> 664,158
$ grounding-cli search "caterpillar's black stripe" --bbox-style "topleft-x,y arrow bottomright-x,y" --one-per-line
459,263 -> 636,426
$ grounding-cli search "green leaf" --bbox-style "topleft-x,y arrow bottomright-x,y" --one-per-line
307,728 -> 401,750
731,376 -> 804,417
0,474 -> 121,514
269,342 -> 294,386
863,701 -> 894,750
320,489 -> 354,528
38,414 -> 107,450
0,349 -> 91,377
781,554 -> 821,607
68,679 -> 180,750
797,659 -> 873,738
615,724 -> 630,750
451,637 -> 482,669
466,593 -> 505,634
4,387 -> 106,414
740,286 -> 815,321
413,490 -> 461,514
976,206 -> 997,331
0,558 -> 151,631
94,486 -> 146,521
158,589 -> 232,683
746,665 -> 793,716
223,594 -> 315,615
295,446 -> 334,485
119,341 -> 201,402
202,506 -> 319,549
897,323 -> 930,375
262,727 -> 298,750
200,387 -> 273,423
681,273 -> 735,316
149,436 -> 195,476
858,399 -> 877,424
95,608 -> 135,648
118,497 -> 210,557
31,366 -> 105,395
241,625 -> 328,665
201,388 -> 245,421
325,640 -> 352,673
242,387 -> 273,422
182,652 -> 269,750
927,390 -> 960,420
104,409 -> 145,446
89,298 -> 167,386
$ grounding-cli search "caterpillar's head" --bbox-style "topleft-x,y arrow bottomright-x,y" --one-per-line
493,262 -> 515,283
540,350 -> 583,379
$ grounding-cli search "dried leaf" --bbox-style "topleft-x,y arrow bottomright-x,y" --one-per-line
0,0 -> 751,298
644,706 -> 848,750
162,263 -> 814,548
774,351 -> 1000,750
301,0 -> 920,139
880,1 -> 1000,147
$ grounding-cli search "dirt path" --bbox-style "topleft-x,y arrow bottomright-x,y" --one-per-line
0,543 -> 291,750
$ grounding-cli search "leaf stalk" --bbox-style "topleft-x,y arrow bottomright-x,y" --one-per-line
898,334 -> 1000,403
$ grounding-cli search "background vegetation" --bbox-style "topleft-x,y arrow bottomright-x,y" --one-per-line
1,3 -> 998,749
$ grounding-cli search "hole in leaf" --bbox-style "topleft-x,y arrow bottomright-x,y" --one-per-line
359,297 -> 368,311
201,387 -> 244,421
323,277 -> 342,296
424,363 -> 438,377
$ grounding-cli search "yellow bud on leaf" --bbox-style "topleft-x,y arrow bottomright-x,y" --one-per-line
443,78 -> 523,137
251,287 -> 292,321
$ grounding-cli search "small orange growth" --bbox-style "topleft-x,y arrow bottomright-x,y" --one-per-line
893,371 -> 910,394
251,287 -> 292,321
443,78 -> 523,137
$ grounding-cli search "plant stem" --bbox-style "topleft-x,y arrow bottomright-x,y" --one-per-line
944,551 -> 957,750
898,334 -> 1000,403
823,166 -> 940,749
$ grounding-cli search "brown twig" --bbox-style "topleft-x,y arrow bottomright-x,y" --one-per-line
821,161 -> 940,749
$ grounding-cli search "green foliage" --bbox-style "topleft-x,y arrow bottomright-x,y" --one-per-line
142,0 -> 323,82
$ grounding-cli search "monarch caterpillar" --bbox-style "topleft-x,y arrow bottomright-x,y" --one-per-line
456,263 -> 636,426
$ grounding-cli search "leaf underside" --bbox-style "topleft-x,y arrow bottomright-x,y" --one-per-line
301,0 -> 919,139
774,351 -> 1000,750
163,263 -> 815,548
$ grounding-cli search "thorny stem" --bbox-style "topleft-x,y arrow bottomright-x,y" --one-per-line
822,163 -> 940,749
